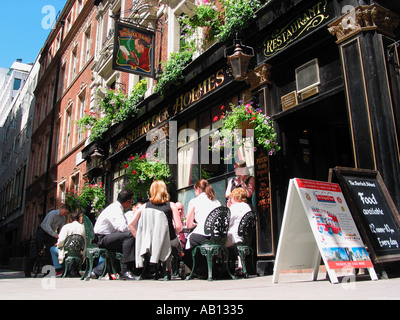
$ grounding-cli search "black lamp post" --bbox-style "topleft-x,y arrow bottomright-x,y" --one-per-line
225,35 -> 254,81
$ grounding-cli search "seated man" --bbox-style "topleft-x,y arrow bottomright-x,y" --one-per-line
92,189 -> 136,280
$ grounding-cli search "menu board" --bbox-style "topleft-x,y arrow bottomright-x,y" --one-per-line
295,179 -> 373,270
273,178 -> 377,284
329,167 -> 400,264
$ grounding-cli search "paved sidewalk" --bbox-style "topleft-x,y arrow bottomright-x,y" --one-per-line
0,269 -> 399,300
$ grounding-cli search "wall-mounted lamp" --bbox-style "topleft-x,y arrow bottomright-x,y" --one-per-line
91,148 -> 103,162
225,35 -> 254,81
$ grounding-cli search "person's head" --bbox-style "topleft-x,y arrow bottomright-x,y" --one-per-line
135,38 -> 147,53
59,204 -> 71,216
234,161 -> 249,176
118,189 -> 134,210
70,210 -> 81,222
175,202 -> 184,217
194,179 -> 215,201
229,187 -> 247,204
149,180 -> 170,205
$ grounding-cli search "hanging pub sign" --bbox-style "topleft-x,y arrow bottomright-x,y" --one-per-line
113,21 -> 155,78
261,0 -> 334,58
329,167 -> 400,265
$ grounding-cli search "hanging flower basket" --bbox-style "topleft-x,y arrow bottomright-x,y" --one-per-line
121,152 -> 172,201
63,181 -> 106,218
212,101 -> 280,158
240,119 -> 254,136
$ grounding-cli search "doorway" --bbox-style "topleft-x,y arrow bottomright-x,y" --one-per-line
278,92 -> 354,183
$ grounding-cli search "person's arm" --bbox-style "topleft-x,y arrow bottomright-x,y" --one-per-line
244,176 -> 256,198
170,202 -> 183,234
56,225 -> 68,249
129,205 -> 143,238
185,200 -> 197,229
225,178 -> 233,197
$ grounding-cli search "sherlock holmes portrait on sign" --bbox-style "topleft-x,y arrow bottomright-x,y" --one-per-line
113,21 -> 155,78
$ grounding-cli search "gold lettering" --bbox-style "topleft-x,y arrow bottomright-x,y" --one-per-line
264,0 -> 328,57
216,69 -> 225,86
184,92 -> 192,107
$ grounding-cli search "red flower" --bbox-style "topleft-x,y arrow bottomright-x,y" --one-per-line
251,117 -> 256,121
124,163 -> 129,169
132,170 -> 137,174
128,156 -> 134,161
213,116 -> 219,122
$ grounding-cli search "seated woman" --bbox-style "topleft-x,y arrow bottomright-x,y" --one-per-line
130,180 -> 182,278
183,180 -> 221,275
185,179 -> 221,249
50,210 -> 86,277
226,187 -> 252,274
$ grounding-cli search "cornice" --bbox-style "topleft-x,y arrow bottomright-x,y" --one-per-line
328,4 -> 400,44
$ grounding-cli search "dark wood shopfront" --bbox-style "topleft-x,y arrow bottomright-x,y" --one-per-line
83,0 -> 400,275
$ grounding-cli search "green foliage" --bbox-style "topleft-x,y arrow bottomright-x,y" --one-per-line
217,0 -> 263,41
179,0 -> 263,46
180,0 -> 224,43
212,101 -> 280,158
121,153 -> 171,201
76,79 -> 147,142
63,181 -> 106,218
154,45 -> 194,97
79,181 -> 106,217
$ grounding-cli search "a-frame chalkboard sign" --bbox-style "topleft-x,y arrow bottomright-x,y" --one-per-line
329,167 -> 400,264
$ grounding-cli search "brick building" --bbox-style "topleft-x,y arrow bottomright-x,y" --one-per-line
23,0 -> 98,249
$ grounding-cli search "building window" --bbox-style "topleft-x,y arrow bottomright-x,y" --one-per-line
71,173 -> 79,193
70,47 -> 78,82
84,27 -> 91,63
177,104 -> 227,189
59,181 -> 66,205
65,109 -> 72,154
13,78 -> 21,90
77,93 -> 85,142
176,96 -> 256,207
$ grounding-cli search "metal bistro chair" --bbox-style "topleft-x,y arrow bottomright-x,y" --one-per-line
235,211 -> 256,278
187,206 -> 236,281
62,234 -> 85,278
81,214 -> 115,280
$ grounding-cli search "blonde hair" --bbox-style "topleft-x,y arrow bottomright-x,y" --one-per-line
149,180 -> 170,205
230,187 -> 247,202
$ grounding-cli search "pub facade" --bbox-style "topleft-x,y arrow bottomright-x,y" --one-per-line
83,0 -> 400,274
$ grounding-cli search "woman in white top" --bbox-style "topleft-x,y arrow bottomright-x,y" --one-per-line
226,187 -> 252,274
227,187 -> 252,247
185,179 -> 221,249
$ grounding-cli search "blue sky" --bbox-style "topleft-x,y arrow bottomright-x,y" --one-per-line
0,0 -> 67,69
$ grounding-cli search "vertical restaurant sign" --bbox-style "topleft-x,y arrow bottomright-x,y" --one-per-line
113,21 -> 155,78
262,0 -> 332,58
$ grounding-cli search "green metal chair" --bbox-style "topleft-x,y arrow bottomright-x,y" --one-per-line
81,214 -> 115,280
186,206 -> 236,281
62,234 -> 85,277
235,211 -> 256,278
